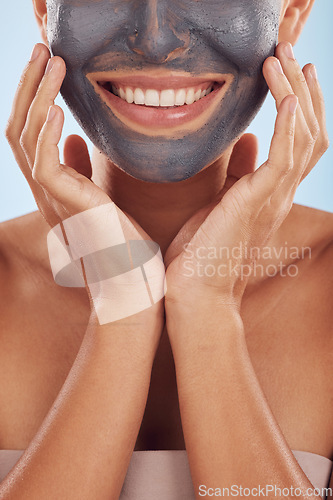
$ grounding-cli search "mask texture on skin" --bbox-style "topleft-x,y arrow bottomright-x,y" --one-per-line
47,0 -> 280,183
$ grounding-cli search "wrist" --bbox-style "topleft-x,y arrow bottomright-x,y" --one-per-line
165,283 -> 242,319
87,303 -> 164,363
166,294 -> 244,355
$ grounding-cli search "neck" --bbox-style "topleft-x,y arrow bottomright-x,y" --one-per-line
91,148 -> 231,254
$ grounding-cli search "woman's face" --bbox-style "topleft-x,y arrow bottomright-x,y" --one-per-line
47,0 -> 281,183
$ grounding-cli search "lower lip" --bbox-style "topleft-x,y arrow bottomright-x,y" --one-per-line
97,83 -> 225,129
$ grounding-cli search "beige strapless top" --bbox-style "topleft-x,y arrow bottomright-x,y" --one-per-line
0,449 -> 332,498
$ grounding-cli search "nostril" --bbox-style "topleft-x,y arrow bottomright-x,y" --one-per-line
126,23 -> 189,64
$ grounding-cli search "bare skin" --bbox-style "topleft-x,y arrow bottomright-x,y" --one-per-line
0,189 -> 332,458
0,0 -> 332,497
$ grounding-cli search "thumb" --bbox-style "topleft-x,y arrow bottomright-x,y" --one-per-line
227,133 -> 259,180
63,134 -> 93,180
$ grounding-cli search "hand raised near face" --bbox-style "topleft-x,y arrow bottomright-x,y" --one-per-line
164,41 -> 329,308
5,43 -> 166,328
5,44 -> 109,224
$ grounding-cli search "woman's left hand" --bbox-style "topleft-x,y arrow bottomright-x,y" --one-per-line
164,41 -> 329,310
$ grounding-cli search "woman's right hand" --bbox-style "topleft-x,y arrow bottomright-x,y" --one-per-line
5,43 -> 109,224
5,43 -> 166,331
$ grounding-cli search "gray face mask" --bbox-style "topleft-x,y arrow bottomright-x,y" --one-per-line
47,0 -> 281,183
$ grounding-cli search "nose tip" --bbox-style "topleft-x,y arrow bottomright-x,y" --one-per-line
127,28 -> 188,63
126,2 -> 190,64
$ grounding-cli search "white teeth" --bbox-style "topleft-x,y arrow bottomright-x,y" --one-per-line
109,83 -> 215,107
160,89 -> 176,107
134,88 -> 145,105
145,89 -> 160,107
175,88 -> 186,106
185,88 -> 195,105
194,89 -> 202,102
125,88 -> 134,104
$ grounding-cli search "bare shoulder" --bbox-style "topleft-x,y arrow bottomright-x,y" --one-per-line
285,203 -> 333,259
0,210 -> 51,281
0,209 -> 89,308
0,209 -> 90,348
0,211 -> 56,339
286,204 -> 333,344
248,202 -> 333,344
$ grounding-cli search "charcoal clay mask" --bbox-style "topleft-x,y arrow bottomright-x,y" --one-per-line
47,0 -> 280,182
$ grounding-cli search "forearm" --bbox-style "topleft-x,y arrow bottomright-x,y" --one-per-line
167,303 -> 321,499
0,309 -> 161,499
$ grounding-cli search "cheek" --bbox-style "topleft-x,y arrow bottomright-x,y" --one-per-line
47,1 -> 131,66
187,0 -> 280,72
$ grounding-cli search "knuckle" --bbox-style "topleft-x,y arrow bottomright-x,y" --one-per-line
36,134 -> 47,150
19,128 -> 30,150
5,123 -> 16,144
16,74 -> 27,93
301,129 -> 315,148
31,165 -> 46,185
31,165 -> 39,182
318,133 -> 330,155
322,133 -> 330,151
295,71 -> 307,86
310,121 -> 320,141
36,80 -> 58,101
317,92 -> 326,108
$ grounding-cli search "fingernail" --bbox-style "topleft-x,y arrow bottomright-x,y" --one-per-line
45,58 -> 55,75
274,59 -> 284,75
284,43 -> 295,60
30,44 -> 40,62
310,65 -> 318,80
289,96 -> 298,115
47,106 -> 57,122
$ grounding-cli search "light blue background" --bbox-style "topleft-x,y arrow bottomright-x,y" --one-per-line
0,1 -> 332,222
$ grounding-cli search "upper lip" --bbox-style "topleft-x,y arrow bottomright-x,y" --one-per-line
86,70 -> 226,90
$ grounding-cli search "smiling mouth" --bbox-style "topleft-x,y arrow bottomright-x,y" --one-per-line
86,71 -> 232,136
97,80 -> 221,108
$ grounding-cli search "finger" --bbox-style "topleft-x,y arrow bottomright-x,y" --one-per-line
263,55 -> 307,132
300,64 -> 330,180
263,56 -> 313,179
276,42 -> 319,140
263,56 -> 295,109
4,45 -> 56,213
63,135 -> 93,180
250,95 -> 298,196
303,65 -> 327,133
227,133 -> 259,180
20,56 -> 66,168
5,44 -> 50,186
33,106 -> 110,215
5,44 -> 50,149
